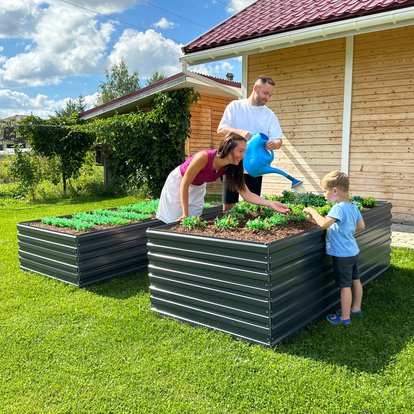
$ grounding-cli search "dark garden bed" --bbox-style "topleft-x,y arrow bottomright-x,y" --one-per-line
147,200 -> 392,347
17,202 -> 222,287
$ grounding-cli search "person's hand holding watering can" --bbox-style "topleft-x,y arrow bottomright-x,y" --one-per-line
265,137 -> 283,151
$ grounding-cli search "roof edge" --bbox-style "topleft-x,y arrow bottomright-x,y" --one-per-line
181,6 -> 414,65
80,72 -> 241,120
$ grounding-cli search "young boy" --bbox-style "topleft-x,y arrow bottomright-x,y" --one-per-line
303,171 -> 365,326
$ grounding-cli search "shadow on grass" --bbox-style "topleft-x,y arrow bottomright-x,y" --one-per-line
280,253 -> 414,374
85,269 -> 149,300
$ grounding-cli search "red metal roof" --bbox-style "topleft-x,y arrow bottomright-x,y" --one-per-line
184,0 -> 414,54
80,72 -> 241,119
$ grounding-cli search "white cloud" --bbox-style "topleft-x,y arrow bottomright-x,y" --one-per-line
0,3 -> 115,87
227,0 -> 256,13
0,88 -> 65,118
109,29 -> 183,79
0,88 -> 100,119
189,60 -> 234,78
153,17 -> 176,30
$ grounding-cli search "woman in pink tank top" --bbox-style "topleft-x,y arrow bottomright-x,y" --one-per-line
156,133 -> 288,223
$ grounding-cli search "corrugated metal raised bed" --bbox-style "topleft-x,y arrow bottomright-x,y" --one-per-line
17,206 -> 222,287
147,201 -> 391,347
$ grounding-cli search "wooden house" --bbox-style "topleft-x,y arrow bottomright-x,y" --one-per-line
80,72 -> 241,194
181,0 -> 414,224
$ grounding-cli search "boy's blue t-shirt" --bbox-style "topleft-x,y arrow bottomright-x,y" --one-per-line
326,202 -> 363,257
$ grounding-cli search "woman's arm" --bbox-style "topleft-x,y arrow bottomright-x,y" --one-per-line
239,187 -> 289,213
179,152 -> 208,220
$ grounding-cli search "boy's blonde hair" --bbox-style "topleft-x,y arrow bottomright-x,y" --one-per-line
321,171 -> 350,193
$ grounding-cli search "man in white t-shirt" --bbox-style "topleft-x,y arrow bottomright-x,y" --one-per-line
217,76 -> 283,210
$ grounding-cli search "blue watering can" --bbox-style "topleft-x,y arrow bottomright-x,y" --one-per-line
244,132 -> 303,188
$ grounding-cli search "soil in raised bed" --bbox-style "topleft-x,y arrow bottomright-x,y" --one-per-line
27,215 -> 156,236
168,215 -> 319,243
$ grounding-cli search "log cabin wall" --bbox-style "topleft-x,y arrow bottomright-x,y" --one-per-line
248,38 -> 346,197
351,26 -> 414,224
247,27 -> 414,224
187,92 -> 235,195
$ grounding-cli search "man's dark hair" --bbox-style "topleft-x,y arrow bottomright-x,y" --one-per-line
256,76 -> 275,86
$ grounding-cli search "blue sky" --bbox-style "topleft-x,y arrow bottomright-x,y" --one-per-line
0,0 -> 255,119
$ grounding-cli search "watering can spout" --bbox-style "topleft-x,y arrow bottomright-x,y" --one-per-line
244,132 -> 303,189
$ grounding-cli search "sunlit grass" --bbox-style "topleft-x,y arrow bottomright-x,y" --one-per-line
0,198 -> 413,413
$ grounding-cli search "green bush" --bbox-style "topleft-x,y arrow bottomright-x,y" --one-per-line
0,156 -> 14,184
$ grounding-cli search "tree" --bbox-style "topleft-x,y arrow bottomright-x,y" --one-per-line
97,60 -> 140,104
55,96 -> 86,118
17,114 -> 94,195
146,70 -> 166,86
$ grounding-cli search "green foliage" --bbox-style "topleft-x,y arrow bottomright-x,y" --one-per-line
245,213 -> 288,230
286,210 -> 308,222
17,114 -> 94,195
0,156 -> 14,184
281,190 -> 327,206
9,147 -> 42,200
117,200 -> 159,214
41,216 -> 94,231
309,204 -> 332,216
214,215 -> 239,229
180,215 -> 206,229
39,199 -> 157,230
55,95 -> 86,118
146,70 -> 166,86
72,212 -> 130,226
85,88 -> 198,197
362,196 -> 376,207
97,60 -> 140,104
229,201 -> 253,218
94,209 -> 151,222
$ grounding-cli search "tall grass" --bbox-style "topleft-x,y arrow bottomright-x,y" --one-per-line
0,198 -> 413,413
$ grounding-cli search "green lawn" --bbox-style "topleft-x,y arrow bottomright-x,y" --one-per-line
0,198 -> 413,413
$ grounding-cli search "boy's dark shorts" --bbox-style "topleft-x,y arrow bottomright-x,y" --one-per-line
332,255 -> 360,288
222,174 -> 263,204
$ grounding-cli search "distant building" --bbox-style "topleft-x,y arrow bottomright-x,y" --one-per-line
0,115 -> 31,157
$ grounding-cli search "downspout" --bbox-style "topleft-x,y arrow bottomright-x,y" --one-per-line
341,36 -> 354,175
241,55 -> 248,98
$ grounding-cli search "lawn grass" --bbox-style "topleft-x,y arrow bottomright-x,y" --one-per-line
0,198 -> 413,413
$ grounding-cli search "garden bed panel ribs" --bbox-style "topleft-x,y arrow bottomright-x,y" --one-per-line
147,201 -> 392,346
17,206 -> 222,287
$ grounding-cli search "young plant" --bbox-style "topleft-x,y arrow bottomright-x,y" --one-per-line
72,212 -> 130,226
118,200 -> 159,214
362,196 -> 376,207
245,214 -> 287,230
180,216 -> 206,229
41,217 -> 94,231
229,201 -> 252,217
214,215 -> 239,229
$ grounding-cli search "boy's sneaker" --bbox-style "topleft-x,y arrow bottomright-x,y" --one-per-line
336,309 -> 363,317
326,313 -> 351,326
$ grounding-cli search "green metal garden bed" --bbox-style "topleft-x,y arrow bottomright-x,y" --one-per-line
17,205 -> 222,287
147,202 -> 391,346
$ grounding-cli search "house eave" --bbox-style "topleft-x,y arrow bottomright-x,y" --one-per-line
80,73 -> 241,120
181,6 -> 414,65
